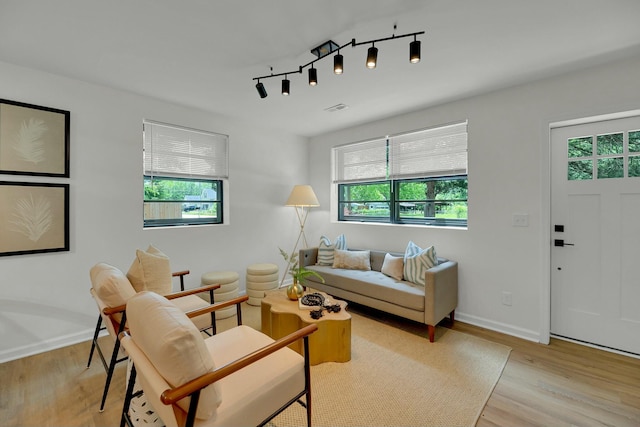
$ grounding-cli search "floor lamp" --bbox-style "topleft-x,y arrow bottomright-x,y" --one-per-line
281,185 -> 320,286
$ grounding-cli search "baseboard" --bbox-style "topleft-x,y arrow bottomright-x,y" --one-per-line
455,312 -> 541,343
0,328 -> 106,364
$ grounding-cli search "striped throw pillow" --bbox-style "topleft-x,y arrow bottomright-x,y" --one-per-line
317,234 -> 346,266
403,241 -> 437,286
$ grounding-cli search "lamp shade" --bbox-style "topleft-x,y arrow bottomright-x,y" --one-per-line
285,185 -> 319,207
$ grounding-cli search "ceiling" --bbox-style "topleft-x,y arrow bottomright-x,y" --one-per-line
1,0 -> 640,137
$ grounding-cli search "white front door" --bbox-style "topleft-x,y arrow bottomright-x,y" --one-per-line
551,116 -> 640,355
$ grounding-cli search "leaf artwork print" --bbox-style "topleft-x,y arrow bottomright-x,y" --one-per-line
9,194 -> 53,242
11,118 -> 48,164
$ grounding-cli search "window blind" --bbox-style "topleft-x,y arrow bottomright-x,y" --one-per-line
143,120 -> 229,179
389,121 -> 467,179
333,137 -> 388,183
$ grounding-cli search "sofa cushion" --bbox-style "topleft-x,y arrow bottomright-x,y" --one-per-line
305,265 -> 425,312
127,291 -> 222,420
127,244 -> 173,295
333,249 -> 371,271
404,241 -> 437,286
381,253 -> 404,281
317,234 -> 346,266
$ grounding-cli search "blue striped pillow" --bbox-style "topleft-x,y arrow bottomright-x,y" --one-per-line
403,241 -> 437,286
317,234 -> 346,266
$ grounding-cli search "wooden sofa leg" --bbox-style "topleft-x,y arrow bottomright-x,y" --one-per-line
450,310 -> 455,324
428,325 -> 435,342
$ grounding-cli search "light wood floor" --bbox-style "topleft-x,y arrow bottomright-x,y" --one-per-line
1,302 -> 639,427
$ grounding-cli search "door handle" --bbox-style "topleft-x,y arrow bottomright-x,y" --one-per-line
554,239 -> 575,247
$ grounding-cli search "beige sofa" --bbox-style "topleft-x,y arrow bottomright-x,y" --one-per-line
299,247 -> 458,342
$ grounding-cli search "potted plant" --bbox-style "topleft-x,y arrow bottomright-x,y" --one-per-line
279,248 -> 324,300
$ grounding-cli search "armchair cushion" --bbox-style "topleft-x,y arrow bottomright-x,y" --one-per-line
127,291 -> 222,420
90,262 -> 136,309
127,245 -> 173,295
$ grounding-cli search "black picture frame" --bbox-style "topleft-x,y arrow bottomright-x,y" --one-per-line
0,98 -> 70,177
0,181 -> 70,257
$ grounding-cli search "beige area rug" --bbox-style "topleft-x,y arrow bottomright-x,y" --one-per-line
271,312 -> 511,427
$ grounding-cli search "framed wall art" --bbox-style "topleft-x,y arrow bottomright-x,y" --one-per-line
0,98 -> 70,177
0,181 -> 69,257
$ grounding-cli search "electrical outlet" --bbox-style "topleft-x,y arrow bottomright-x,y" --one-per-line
512,213 -> 529,227
502,291 -> 512,306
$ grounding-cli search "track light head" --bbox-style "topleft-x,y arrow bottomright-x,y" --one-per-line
308,66 -> 318,86
282,76 -> 290,96
255,81 -> 267,98
334,53 -> 343,75
366,45 -> 378,69
410,38 -> 421,64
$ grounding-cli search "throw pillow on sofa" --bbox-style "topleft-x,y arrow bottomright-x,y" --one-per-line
381,253 -> 404,281
317,234 -> 347,266
403,241 -> 437,286
333,249 -> 371,271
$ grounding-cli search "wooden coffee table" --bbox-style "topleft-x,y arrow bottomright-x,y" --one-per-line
261,289 -> 351,365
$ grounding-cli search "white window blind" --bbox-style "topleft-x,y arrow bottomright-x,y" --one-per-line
389,121 -> 467,179
143,120 -> 229,179
333,137 -> 388,183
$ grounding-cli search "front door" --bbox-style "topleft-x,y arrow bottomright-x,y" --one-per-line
551,115 -> 640,355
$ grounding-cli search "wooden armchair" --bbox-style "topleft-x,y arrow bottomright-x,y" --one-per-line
87,263 -> 221,412
120,291 -> 318,427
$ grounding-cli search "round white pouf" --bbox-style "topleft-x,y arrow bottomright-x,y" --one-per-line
246,263 -> 279,306
200,270 -> 240,319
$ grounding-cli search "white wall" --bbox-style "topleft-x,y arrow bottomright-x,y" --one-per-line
307,53 -> 640,342
0,61 -> 308,362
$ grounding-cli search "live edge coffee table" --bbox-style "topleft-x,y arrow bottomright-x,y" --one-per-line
261,289 -> 351,365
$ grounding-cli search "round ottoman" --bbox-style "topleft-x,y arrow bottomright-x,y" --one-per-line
246,263 -> 279,306
200,270 -> 240,319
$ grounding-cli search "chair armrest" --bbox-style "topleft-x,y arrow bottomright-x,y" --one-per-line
165,283 -> 221,300
160,323 -> 318,405
300,247 -> 319,267
172,270 -> 190,291
184,296 -> 249,319
424,260 -> 458,326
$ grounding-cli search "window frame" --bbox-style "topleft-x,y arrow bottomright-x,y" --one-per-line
142,120 -> 228,228
334,121 -> 468,228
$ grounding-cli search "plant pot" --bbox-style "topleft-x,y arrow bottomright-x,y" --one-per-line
286,277 -> 304,300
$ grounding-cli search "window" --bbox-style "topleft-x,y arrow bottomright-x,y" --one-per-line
143,120 -> 228,227
568,130 -> 640,180
334,121 -> 468,227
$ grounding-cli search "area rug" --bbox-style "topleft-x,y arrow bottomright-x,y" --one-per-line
271,312 -> 511,427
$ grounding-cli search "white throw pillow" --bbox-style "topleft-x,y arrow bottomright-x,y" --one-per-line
317,234 -> 347,266
333,249 -> 371,271
403,241 -> 437,286
127,244 -> 173,294
127,291 -> 222,420
381,253 -> 404,281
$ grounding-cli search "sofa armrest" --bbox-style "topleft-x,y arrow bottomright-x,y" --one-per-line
299,247 -> 319,267
424,260 -> 458,328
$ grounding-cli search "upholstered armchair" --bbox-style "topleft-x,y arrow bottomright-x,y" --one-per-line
120,291 -> 317,427
87,245 -> 221,412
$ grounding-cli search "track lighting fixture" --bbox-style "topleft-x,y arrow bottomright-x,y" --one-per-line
334,52 -> 343,75
252,28 -> 424,98
366,44 -> 378,69
255,81 -> 267,98
308,66 -> 318,86
410,35 -> 421,63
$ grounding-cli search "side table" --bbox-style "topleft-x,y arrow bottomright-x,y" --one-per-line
261,289 -> 351,365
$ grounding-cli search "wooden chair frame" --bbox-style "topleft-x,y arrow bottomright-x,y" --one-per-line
120,295 -> 318,427
87,270 -> 221,412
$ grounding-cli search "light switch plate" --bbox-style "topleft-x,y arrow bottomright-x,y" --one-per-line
512,213 -> 529,227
